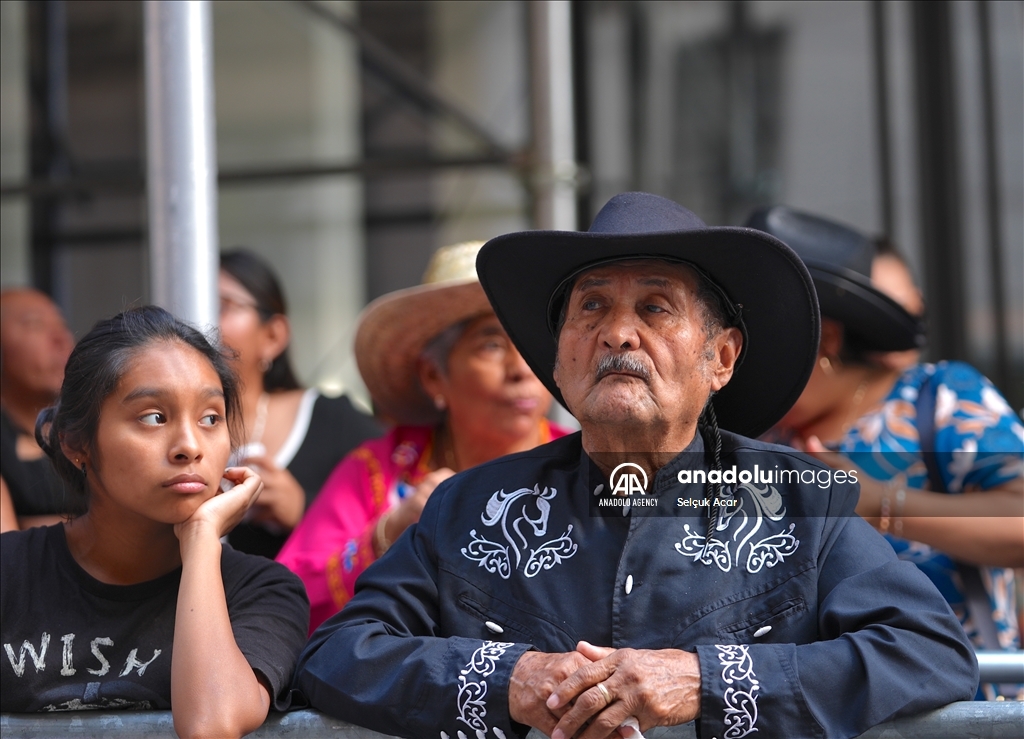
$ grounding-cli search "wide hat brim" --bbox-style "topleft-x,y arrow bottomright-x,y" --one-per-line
806,262 -> 924,351
355,279 -> 493,425
745,205 -> 924,351
477,227 -> 820,438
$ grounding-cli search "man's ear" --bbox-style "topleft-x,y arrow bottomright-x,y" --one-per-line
709,326 -> 743,392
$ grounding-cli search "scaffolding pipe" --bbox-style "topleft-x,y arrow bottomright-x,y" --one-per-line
144,0 -> 218,330
529,0 -> 578,231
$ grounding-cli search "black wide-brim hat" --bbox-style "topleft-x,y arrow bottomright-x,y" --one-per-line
745,206 -> 925,352
477,192 -> 820,438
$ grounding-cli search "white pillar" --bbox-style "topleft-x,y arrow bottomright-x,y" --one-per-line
144,0 -> 218,330
529,0 -> 577,231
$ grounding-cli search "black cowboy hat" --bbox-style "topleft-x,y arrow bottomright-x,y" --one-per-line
477,192 -> 820,438
745,206 -> 925,352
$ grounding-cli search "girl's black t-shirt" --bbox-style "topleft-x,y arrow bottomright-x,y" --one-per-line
0,524 -> 309,712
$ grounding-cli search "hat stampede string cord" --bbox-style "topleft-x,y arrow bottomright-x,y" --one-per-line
698,400 -> 725,558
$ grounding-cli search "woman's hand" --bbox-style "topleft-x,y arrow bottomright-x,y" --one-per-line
802,436 -> 1024,566
171,465 -> 272,739
241,455 -> 306,531
174,466 -> 264,544
383,468 -> 455,550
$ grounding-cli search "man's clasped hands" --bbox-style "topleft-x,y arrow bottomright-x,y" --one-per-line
509,641 -> 702,739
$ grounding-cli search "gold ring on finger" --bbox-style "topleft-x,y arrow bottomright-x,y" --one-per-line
596,681 -> 612,706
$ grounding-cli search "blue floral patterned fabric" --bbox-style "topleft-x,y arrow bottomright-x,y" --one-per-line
838,361 -> 1023,696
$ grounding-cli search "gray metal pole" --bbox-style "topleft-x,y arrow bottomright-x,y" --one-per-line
976,0 -> 1010,396
529,0 -> 580,431
871,0 -> 894,239
529,0 -> 578,231
144,0 -> 218,330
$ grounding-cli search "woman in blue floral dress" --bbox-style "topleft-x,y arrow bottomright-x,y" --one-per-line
749,206 -> 1023,699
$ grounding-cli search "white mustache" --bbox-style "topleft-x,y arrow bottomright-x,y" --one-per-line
595,353 -> 652,383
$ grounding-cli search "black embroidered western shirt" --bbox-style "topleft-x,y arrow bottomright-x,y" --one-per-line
295,431 -> 977,739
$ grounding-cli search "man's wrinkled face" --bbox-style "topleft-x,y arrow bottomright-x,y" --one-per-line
552,260 -> 741,435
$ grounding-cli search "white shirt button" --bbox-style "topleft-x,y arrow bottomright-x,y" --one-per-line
625,575 -> 634,594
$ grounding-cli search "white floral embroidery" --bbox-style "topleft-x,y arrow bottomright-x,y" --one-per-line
716,644 -> 760,738
443,733 -> 505,739
462,485 -> 577,578
456,641 -> 513,735
523,528 -> 577,577
674,483 -> 799,574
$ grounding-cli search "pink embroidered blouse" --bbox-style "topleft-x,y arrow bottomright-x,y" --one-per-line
277,421 -> 567,632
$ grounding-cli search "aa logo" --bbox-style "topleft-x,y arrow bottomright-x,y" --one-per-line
609,463 -> 648,496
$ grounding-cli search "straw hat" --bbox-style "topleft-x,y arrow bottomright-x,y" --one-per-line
355,241 -> 492,425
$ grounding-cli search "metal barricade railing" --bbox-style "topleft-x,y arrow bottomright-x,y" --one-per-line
2,652 -> 1020,738
2,701 -> 1022,738
978,650 -> 1024,684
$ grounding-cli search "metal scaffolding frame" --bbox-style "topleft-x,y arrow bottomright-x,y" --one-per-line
2,1 -> 1017,408
0,0 -> 574,212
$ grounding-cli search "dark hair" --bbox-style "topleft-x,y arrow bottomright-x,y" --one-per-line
837,330 -> 876,367
34,306 -> 243,512
872,235 -> 901,258
220,248 -> 302,392
690,269 -> 737,339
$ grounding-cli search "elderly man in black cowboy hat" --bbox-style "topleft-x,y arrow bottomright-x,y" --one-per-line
295,193 -> 977,739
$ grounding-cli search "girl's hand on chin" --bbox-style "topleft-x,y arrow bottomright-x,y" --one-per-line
174,467 -> 265,542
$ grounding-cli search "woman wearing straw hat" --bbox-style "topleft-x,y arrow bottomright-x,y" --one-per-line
277,242 -> 568,631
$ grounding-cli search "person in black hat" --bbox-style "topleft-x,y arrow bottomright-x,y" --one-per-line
870,236 -> 925,371
749,206 -> 1024,700
294,193 -> 977,739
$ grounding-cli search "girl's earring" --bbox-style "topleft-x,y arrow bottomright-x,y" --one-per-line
819,356 -> 835,376
434,395 -> 447,411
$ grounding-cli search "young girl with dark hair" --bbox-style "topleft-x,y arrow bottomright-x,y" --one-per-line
0,306 -> 309,737
219,249 -> 379,558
